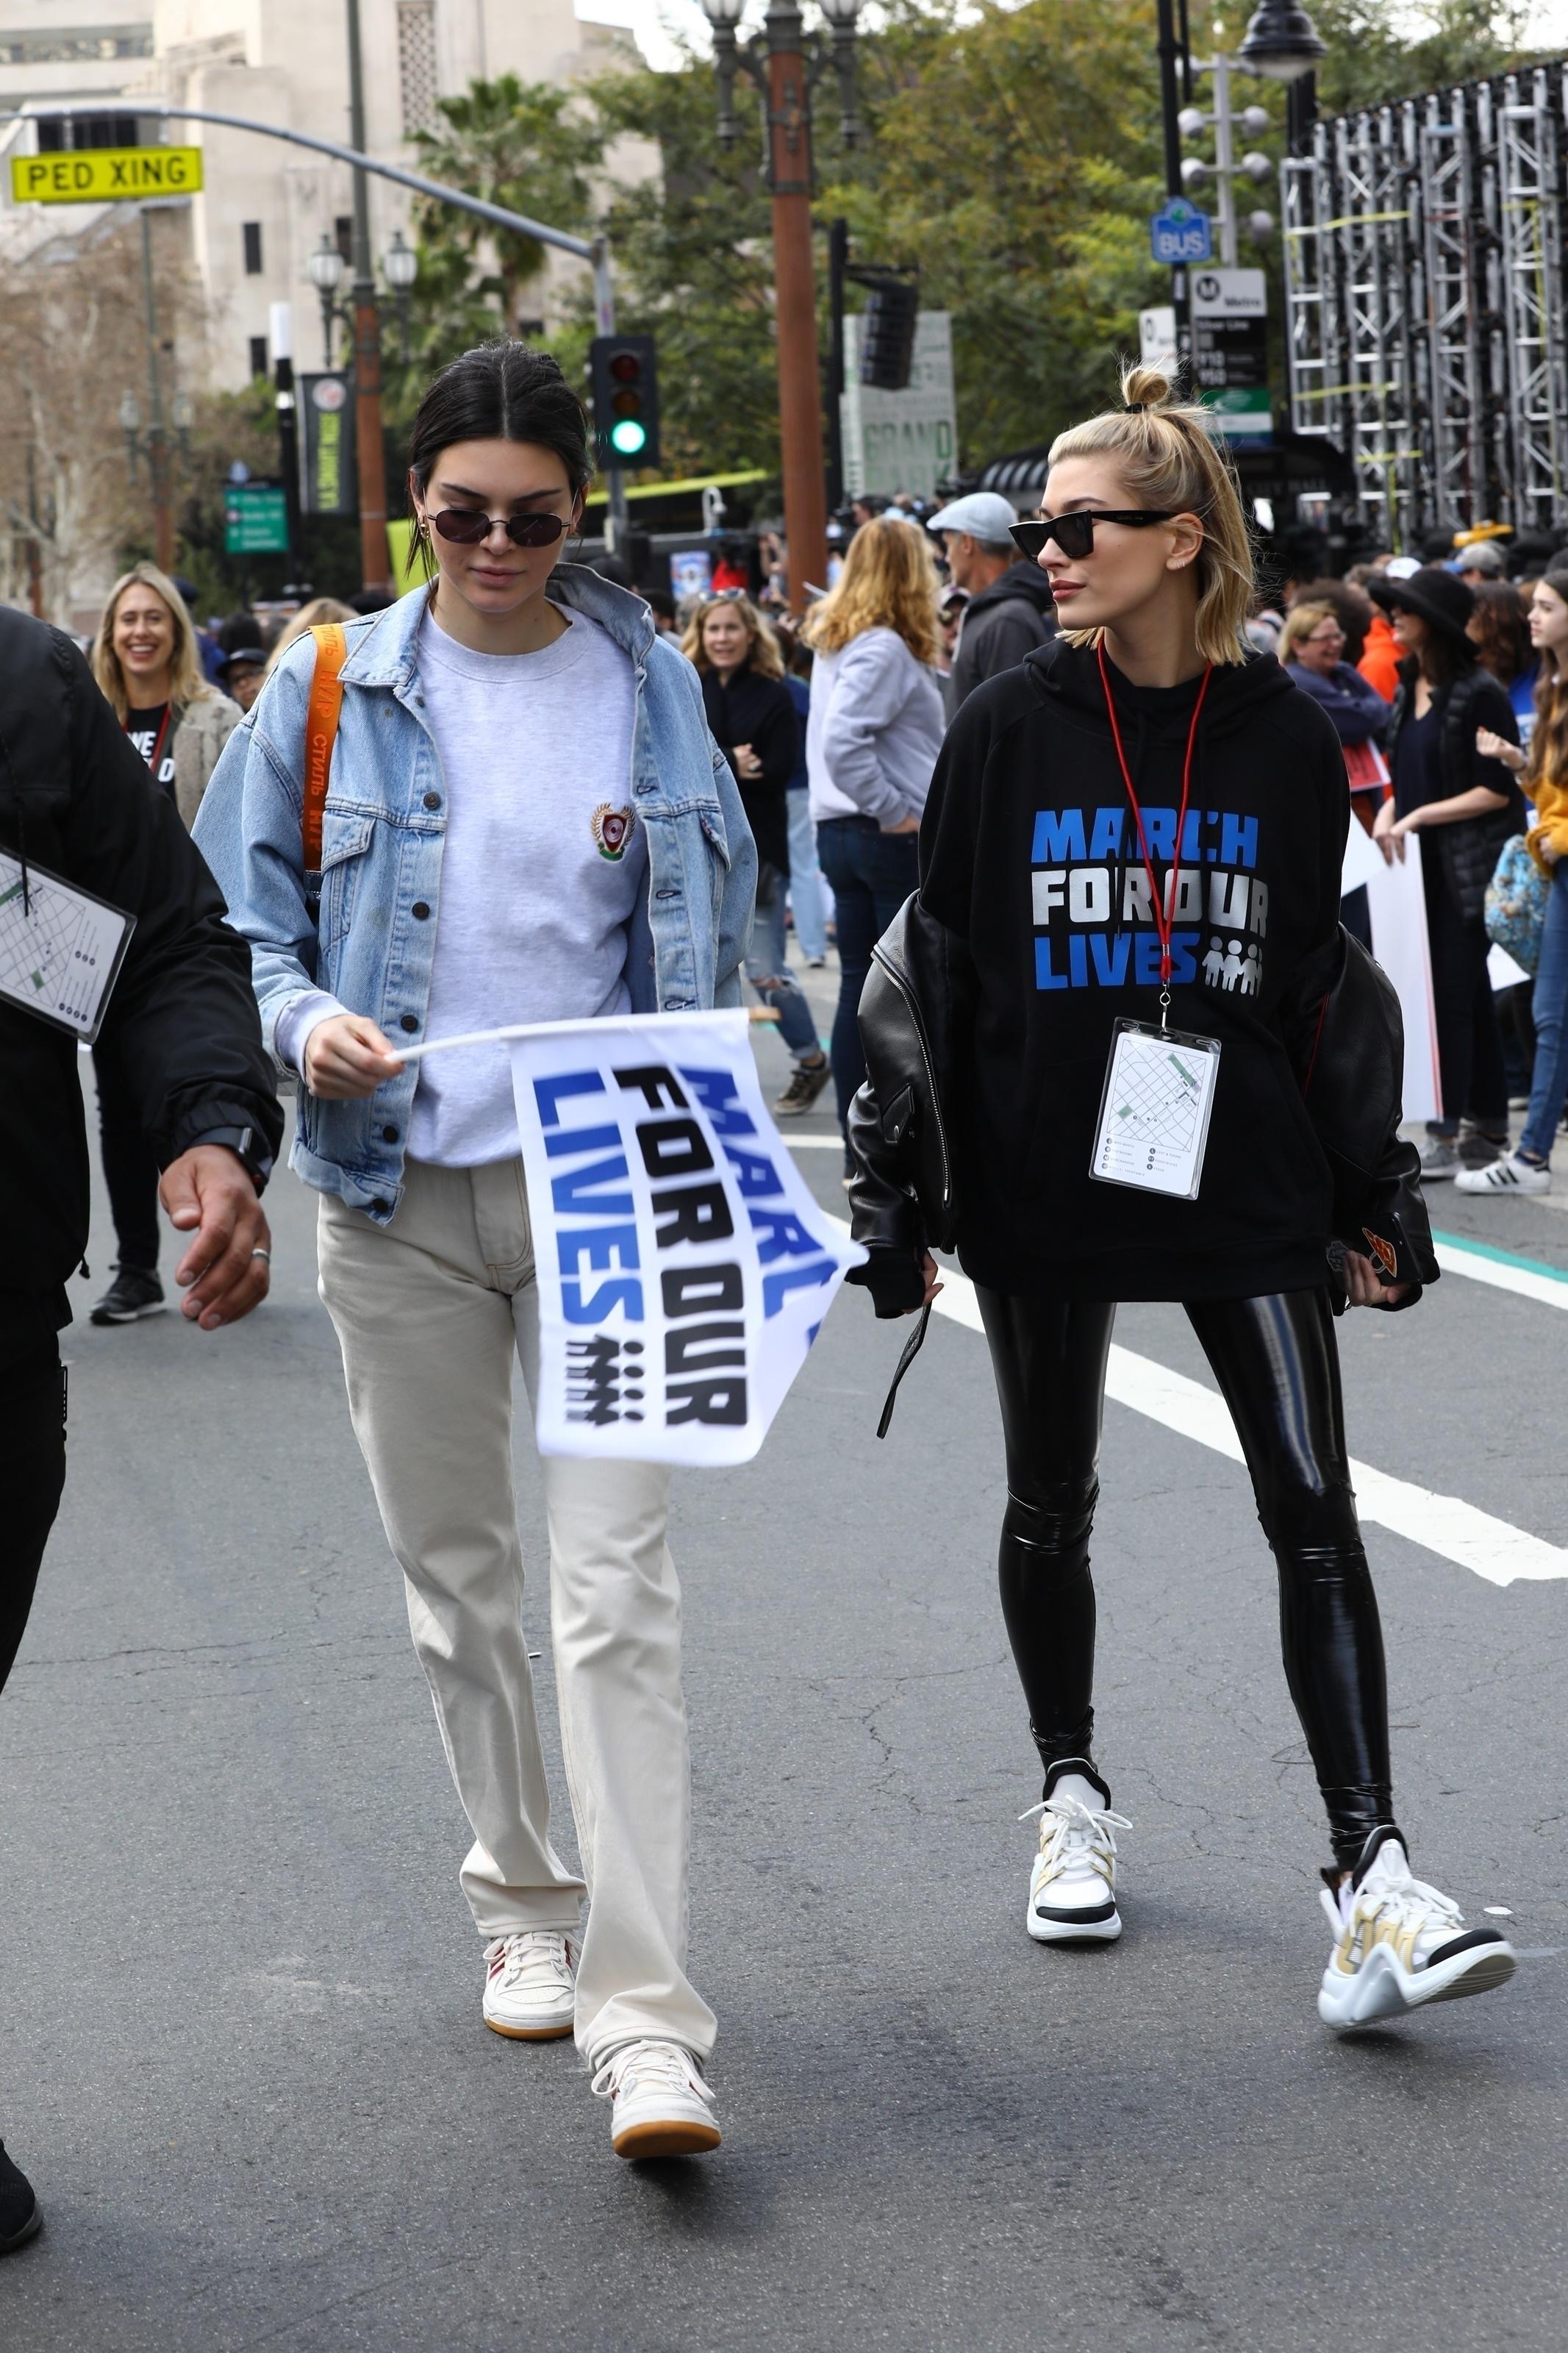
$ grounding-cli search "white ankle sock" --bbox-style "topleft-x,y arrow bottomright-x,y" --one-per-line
1047,1771 -> 1106,1815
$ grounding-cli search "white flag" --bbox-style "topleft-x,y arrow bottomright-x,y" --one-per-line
508,1010 -> 863,1465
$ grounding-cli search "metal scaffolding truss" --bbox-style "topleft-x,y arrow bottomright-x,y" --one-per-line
1282,63 -> 1568,545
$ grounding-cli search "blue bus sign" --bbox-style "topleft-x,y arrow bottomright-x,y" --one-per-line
1150,200 -> 1213,265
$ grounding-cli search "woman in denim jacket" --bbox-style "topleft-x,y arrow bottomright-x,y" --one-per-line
196,343 -> 753,2163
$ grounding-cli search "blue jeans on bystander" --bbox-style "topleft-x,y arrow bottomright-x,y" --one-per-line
815,815 -> 920,1134
1522,861 -> 1568,1163
745,883 -> 823,1065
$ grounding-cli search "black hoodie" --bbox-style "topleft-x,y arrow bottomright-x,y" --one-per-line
948,560 -> 1057,710
918,638 -> 1347,1302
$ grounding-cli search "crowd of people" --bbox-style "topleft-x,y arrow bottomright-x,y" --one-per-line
4,334 -> 1556,2245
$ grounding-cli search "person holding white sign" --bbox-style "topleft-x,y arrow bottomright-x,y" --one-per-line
1461,570 -> 1568,1196
845,368 -> 1518,2031
195,343 -> 756,2162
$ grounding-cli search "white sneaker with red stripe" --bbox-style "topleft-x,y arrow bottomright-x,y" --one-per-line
591,2040 -> 721,2160
482,1929 -> 576,2040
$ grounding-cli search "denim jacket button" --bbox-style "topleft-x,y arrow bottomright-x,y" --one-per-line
400,1014 -> 418,1032
423,791 -> 441,810
412,901 -> 431,919
382,1124 -> 399,1143
370,1198 -> 390,1215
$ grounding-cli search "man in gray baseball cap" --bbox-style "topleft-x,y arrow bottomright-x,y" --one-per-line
926,490 -> 1056,709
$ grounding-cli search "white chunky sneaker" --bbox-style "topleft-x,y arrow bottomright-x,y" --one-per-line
482,1930 -> 576,2040
591,2040 -> 721,2160
1317,1827 -> 1517,2029
1020,1765 -> 1130,1944
1455,1151 -> 1550,1196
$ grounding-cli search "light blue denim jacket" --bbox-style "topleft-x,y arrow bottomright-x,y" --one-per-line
193,567 -> 756,1221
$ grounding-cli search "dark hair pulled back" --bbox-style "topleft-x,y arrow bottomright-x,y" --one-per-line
405,342 -> 593,558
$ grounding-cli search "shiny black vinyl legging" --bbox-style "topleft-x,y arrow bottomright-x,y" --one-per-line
975,1285 -> 1392,1870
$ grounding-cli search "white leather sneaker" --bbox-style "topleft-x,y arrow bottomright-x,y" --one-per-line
1020,1766 -> 1130,1944
590,2040 -> 721,2160
482,1930 -> 576,2040
1317,1828 -> 1517,2029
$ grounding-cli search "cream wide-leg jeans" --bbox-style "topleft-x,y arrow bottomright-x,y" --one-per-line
316,1155 -> 716,2067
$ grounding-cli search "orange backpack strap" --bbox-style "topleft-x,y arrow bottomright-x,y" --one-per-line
301,622 -> 348,878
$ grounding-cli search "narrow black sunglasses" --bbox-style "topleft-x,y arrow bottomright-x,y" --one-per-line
1010,510 -> 1181,563
432,508 -> 571,548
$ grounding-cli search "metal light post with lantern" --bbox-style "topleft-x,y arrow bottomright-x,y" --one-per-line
307,229 -> 418,369
699,0 -> 864,615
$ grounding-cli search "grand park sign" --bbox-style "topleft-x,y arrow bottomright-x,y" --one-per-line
10,146 -> 204,204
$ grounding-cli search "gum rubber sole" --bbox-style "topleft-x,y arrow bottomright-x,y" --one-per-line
484,2015 -> 574,2041
613,2119 -> 722,2161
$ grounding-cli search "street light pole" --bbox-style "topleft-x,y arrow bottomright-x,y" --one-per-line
344,0 -> 390,595
1155,0 -> 1192,382
702,0 -> 862,615
138,204 -> 175,570
764,0 -> 828,615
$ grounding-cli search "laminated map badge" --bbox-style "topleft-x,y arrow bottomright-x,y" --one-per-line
0,851 -> 135,1042
1089,1018 -> 1221,1200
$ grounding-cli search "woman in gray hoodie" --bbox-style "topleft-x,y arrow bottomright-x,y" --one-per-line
803,515 -> 946,1147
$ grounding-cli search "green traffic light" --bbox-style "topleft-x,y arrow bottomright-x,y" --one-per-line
609,418 -> 648,457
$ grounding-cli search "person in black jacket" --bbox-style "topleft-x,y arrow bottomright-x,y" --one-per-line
0,604 -> 282,2255
1369,568 -> 1522,1179
926,490 -> 1057,711
845,366 -> 1517,2032
682,594 -> 831,1114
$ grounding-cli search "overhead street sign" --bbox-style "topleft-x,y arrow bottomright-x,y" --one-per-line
1150,199 -> 1212,265
10,145 -> 204,205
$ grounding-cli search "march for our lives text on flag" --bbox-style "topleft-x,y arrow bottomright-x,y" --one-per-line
510,1011 -> 862,1466
1031,804 -> 1267,997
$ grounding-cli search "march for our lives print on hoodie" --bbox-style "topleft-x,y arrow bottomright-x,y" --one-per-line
1028,797 -> 1267,997
917,637 -> 1350,1304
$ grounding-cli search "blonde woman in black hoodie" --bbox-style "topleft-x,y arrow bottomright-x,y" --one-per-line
846,368 -> 1517,2031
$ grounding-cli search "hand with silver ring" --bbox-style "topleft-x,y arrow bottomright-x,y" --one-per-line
251,1246 -> 272,1261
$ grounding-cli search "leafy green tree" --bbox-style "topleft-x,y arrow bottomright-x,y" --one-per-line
404,76 -> 605,370
587,50 -> 780,478
1309,0 -> 1540,115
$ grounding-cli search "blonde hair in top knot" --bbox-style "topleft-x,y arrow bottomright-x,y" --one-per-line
1046,360 -> 1256,665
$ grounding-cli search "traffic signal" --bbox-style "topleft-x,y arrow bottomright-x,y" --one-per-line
590,333 -> 660,472
859,278 -> 919,392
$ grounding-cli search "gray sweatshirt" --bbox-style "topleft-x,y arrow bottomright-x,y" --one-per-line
806,626 -> 946,829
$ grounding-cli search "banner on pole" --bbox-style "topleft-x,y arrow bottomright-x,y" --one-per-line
506,1011 -> 863,1465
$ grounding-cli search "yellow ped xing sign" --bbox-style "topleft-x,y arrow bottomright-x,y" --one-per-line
10,145 -> 204,204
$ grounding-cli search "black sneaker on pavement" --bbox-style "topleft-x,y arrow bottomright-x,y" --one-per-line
90,1266 -> 165,1325
0,2142 -> 41,2255
774,1057 -> 832,1116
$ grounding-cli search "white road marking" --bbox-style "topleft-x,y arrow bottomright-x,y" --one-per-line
1433,1230 -> 1568,1312
784,1134 -> 845,1148
818,1212 -> 1568,1589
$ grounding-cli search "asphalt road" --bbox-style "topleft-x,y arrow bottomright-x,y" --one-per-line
4,999 -> 1567,2353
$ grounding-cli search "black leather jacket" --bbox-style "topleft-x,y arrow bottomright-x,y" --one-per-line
847,892 -> 1439,1313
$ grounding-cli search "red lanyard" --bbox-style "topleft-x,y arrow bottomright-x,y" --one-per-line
1096,641 -> 1212,1024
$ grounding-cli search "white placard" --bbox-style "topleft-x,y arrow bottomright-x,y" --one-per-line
0,851 -> 134,1040
1341,823 -> 1441,1123
502,1011 -> 862,1465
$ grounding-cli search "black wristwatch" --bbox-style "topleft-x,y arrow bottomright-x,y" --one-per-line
185,1124 -> 275,1195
